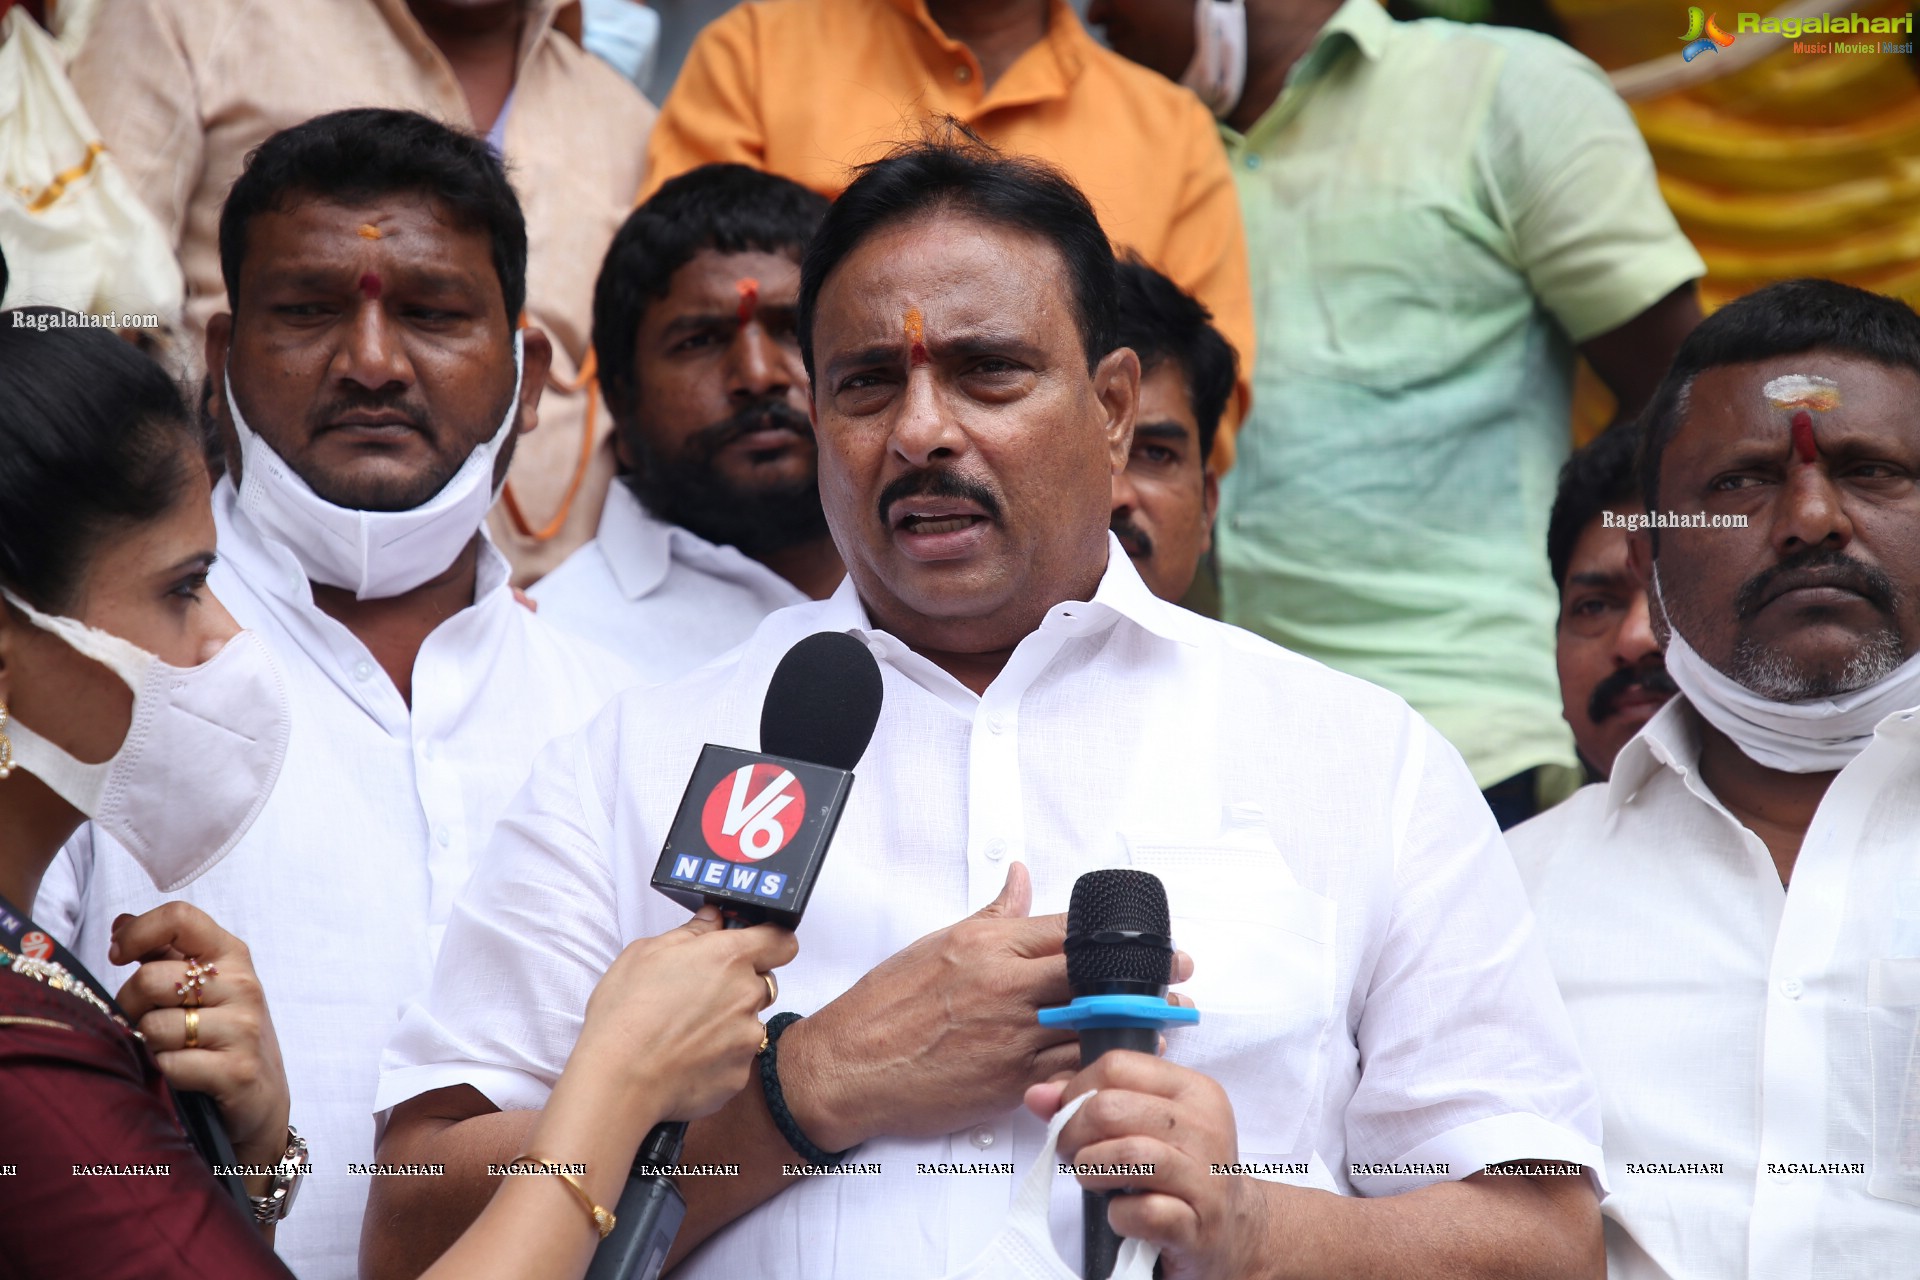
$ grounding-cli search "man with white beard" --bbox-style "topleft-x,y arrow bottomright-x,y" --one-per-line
1509,278 -> 1920,1279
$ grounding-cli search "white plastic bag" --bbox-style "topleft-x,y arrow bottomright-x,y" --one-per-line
0,8 -> 182,322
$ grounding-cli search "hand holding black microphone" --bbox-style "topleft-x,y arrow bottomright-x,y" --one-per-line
585,631 -> 885,1280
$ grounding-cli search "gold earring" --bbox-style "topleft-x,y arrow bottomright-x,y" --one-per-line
0,702 -> 13,780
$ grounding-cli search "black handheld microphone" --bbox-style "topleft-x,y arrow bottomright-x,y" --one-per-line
585,631 -> 884,1280
1038,870 -> 1199,1280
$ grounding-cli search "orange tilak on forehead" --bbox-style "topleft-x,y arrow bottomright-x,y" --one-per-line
736,277 -> 760,324
357,223 -> 383,240
904,307 -> 928,366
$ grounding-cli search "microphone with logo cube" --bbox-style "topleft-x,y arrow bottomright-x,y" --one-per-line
585,631 -> 884,1280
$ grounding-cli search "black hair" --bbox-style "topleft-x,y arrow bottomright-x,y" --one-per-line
1548,425 -> 1641,598
1638,278 -> 1920,515
592,163 -> 829,422
797,124 -> 1117,377
1113,255 -> 1236,464
219,108 -> 528,323
0,311 -> 199,612
0,237 -> 9,304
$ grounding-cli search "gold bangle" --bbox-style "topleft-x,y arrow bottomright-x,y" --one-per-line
506,1154 -> 616,1239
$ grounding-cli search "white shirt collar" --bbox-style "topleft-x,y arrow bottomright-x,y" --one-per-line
800,535 -> 1209,708
597,483 -> 806,605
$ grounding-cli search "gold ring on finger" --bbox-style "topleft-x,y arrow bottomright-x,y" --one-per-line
759,1023 -> 769,1055
762,972 -> 778,1009
183,1007 -> 200,1050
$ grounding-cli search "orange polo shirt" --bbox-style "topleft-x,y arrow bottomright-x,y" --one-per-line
643,0 -> 1255,466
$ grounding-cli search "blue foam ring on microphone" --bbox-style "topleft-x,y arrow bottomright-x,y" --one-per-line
1037,993 -> 1201,1030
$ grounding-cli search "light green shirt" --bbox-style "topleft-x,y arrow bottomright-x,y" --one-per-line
1217,0 -> 1703,787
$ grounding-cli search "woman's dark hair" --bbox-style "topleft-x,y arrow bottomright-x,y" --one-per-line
798,124 -> 1117,377
0,310 -> 199,611
219,108 -> 528,323
593,164 -> 829,423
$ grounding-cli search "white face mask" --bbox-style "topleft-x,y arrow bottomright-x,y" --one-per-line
938,1092 -> 1159,1280
227,331 -> 525,601
1654,565 -> 1920,773
1180,0 -> 1248,120
3,590 -> 291,891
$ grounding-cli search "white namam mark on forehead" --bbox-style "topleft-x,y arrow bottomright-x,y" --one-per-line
1762,374 -> 1841,411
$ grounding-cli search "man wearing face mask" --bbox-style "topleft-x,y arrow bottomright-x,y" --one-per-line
529,165 -> 842,673
34,109 -> 637,1280
1510,279 -> 1920,1278
1091,0 -> 1705,826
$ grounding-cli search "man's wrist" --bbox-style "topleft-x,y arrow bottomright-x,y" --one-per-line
771,1014 -> 861,1154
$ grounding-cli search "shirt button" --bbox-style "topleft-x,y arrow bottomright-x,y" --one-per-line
436,826 -> 451,848
970,1126 -> 995,1150
984,837 -> 1007,861
352,660 -> 374,682
1244,154 -> 1261,170
1780,978 -> 1803,999
954,64 -> 971,82
423,741 -> 440,762
988,714 -> 1005,735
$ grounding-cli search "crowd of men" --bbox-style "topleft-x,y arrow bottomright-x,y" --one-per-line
4,0 -> 1917,1276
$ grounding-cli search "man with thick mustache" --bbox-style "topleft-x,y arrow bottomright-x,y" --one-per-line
370,135 -> 1605,1280
527,165 -> 843,675
1545,427 -> 1678,781
1510,279 -> 1920,1278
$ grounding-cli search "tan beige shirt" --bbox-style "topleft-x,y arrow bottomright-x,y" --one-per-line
72,0 -> 655,582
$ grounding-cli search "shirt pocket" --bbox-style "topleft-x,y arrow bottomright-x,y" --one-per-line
1126,840 -> 1337,1157
1866,957 -> 1920,1207
1263,207 -> 1514,396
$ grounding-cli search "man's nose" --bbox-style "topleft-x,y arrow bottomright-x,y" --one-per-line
1772,462 -> 1854,556
1616,588 -> 1660,666
728,324 -> 795,402
333,301 -> 412,391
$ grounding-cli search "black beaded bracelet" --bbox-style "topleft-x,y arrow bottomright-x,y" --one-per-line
759,1012 -> 855,1167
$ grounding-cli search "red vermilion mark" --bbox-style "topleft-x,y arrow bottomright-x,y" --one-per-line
904,307 -> 928,366
735,277 -> 760,324
1791,410 -> 1817,464
358,272 -> 383,301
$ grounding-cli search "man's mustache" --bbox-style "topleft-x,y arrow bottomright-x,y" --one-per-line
877,467 -> 1005,526
1588,661 -> 1679,725
1111,511 -> 1153,561
312,388 -> 431,433
1733,547 -> 1897,620
686,400 -> 814,462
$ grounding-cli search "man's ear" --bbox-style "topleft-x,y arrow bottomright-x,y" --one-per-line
515,326 -> 555,436
1093,346 -> 1141,474
204,313 -> 242,481
1199,466 -> 1220,556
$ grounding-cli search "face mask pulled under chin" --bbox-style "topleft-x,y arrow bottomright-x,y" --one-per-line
2,590 -> 291,892
1180,0 -> 1249,119
227,331 -> 525,601
1653,564 -> 1920,773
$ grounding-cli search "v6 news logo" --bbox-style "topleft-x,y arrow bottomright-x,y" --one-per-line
699,763 -> 807,862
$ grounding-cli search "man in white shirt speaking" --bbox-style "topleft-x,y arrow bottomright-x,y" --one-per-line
1509,278 -> 1920,1279
528,165 -> 844,674
367,132 -> 1606,1280
36,109 -> 636,1280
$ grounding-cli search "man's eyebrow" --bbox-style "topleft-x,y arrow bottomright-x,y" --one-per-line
253,265 -> 484,295
662,303 -> 797,338
1567,570 -> 1633,589
822,342 -> 904,382
1134,421 -> 1192,443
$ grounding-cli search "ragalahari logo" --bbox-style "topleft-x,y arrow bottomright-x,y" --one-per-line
1680,7 -> 1738,59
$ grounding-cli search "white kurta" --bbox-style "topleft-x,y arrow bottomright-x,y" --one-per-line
1509,696 -> 1920,1279
381,540 -> 1603,1279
